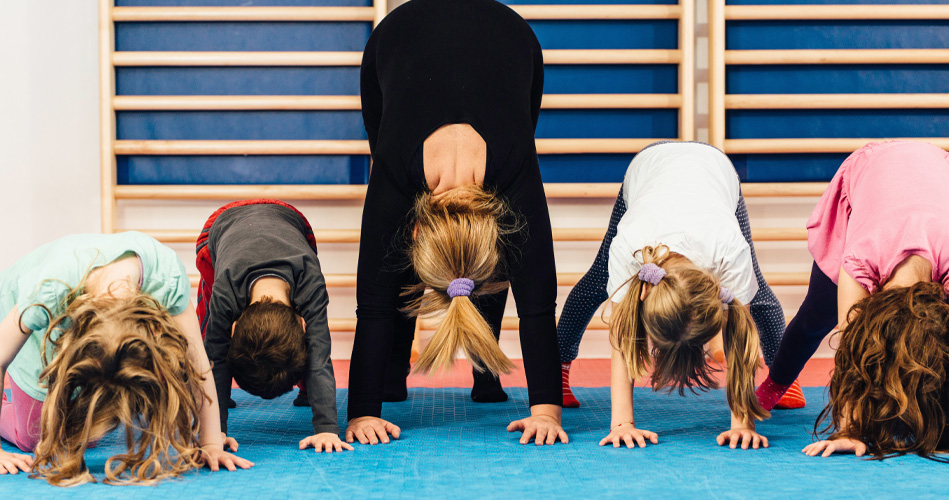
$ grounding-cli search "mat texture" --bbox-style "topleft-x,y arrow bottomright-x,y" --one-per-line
2,387 -> 947,499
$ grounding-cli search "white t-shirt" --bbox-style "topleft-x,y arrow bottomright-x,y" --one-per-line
606,142 -> 758,305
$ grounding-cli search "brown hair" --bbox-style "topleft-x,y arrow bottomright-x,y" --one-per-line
30,292 -> 205,486
228,297 -> 307,399
609,245 -> 768,424
403,185 -> 514,376
816,281 -> 949,461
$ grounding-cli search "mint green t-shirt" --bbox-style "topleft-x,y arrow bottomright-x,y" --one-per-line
0,232 -> 191,401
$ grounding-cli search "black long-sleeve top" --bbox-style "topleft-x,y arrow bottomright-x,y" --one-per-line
348,0 -> 561,420
203,204 -> 337,435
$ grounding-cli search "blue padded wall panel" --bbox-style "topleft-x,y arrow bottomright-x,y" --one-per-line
116,67 -> 361,95
538,154 -> 633,183
727,65 -> 949,94
727,110 -> 949,139
536,109 -> 677,139
118,156 -> 370,185
116,111 -> 367,140
529,21 -> 677,50
117,0 -> 372,6
116,22 -> 372,52
544,65 -> 678,94
731,153 -> 850,182
728,21 -> 949,50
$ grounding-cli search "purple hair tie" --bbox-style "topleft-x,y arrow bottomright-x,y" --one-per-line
719,287 -> 735,305
447,278 -> 475,298
637,263 -> 666,285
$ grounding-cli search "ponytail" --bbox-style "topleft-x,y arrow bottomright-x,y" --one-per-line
404,186 -> 514,376
723,299 -> 769,424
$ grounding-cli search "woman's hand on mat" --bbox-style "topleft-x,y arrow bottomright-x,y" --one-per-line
300,432 -> 355,453
716,426 -> 769,450
200,444 -> 255,472
222,432 -> 239,452
802,438 -> 867,457
598,422 -> 658,448
346,416 -> 401,445
507,406 -> 568,446
0,448 -> 34,475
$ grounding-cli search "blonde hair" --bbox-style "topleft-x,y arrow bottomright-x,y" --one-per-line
30,292 -> 205,486
403,185 -> 515,376
608,245 -> 768,424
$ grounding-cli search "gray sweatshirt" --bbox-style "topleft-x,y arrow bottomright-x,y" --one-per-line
202,203 -> 337,435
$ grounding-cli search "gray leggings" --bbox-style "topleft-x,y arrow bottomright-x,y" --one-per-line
556,186 -> 786,366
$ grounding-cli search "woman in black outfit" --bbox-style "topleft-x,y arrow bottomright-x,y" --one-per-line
346,0 -> 566,446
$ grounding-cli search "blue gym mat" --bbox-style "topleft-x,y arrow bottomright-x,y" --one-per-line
2,387 -> 947,498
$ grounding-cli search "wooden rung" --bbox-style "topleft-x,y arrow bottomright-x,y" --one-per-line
725,49 -> 949,65
188,270 -> 810,289
112,94 -> 683,111
510,4 -> 682,20
536,138 -> 672,154
750,227 -> 807,241
724,138 -> 949,154
113,95 -> 362,111
725,4 -> 949,20
542,94 -> 682,109
136,226 -> 807,245
112,50 -> 681,67
113,139 -> 665,156
112,6 -> 376,22
740,182 -> 826,197
543,49 -> 681,65
114,182 -> 827,201
114,140 -> 370,155
726,94 -> 949,110
112,51 -> 364,67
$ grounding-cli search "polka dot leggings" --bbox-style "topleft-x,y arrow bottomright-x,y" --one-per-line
556,189 -> 786,366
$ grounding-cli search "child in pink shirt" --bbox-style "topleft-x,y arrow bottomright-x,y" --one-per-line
756,140 -> 949,460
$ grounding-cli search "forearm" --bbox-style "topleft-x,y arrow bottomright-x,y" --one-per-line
730,410 -> 754,431
529,404 -> 562,424
609,347 -> 635,426
176,304 -> 225,447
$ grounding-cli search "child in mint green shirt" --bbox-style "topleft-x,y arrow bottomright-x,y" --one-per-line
0,232 -> 252,485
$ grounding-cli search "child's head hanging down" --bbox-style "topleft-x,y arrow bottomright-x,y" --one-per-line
30,292 -> 206,486
403,185 -> 515,377
818,281 -> 949,461
227,297 -> 307,399
610,245 -> 769,424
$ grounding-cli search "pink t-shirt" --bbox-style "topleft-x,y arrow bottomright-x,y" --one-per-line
808,141 -> 949,294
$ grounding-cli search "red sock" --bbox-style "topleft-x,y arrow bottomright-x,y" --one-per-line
774,379 -> 806,409
755,376 -> 791,411
562,363 -> 580,408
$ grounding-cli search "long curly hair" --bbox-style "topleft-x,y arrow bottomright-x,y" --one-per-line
30,292 -> 206,486
816,281 -> 949,461
608,245 -> 768,424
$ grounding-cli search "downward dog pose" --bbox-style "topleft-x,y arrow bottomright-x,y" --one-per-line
197,200 -> 349,453
0,232 -> 250,486
347,0 -> 565,445
752,141 -> 949,460
557,141 -> 798,449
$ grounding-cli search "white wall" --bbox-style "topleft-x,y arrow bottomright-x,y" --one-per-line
0,1 -> 101,270
0,0 -> 828,359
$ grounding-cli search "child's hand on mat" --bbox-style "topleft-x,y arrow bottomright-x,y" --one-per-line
300,432 -> 355,453
598,422 -> 658,448
716,427 -> 769,450
0,448 -> 34,475
507,415 -> 569,445
200,445 -> 254,472
802,438 -> 867,457
346,416 -> 401,445
222,432 -> 240,452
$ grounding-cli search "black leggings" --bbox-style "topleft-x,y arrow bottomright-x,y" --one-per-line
556,190 -> 787,366
767,262 -> 838,385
